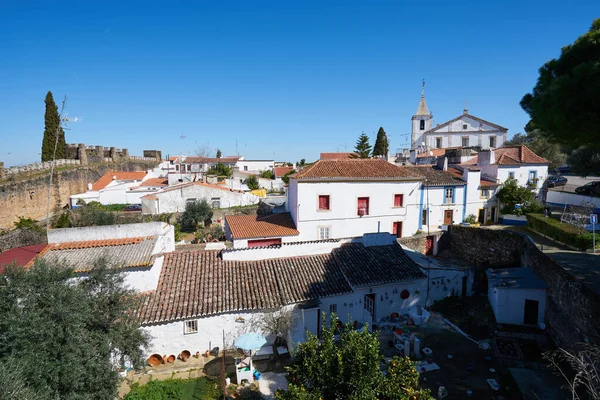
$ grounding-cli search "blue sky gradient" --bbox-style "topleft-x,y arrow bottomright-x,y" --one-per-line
1,1 -> 598,166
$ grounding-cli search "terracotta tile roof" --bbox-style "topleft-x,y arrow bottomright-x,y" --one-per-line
168,156 -> 179,162
140,178 -> 168,187
293,159 -> 424,180
225,212 -> 299,239
448,166 -> 499,188
410,166 -> 466,186
319,152 -> 359,160
274,166 -> 294,178
461,145 -> 549,166
0,244 -> 47,272
91,171 -> 148,191
36,237 -> 157,272
137,241 -> 425,324
183,156 -> 240,164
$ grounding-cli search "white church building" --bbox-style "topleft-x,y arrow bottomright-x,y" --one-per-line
411,85 -> 508,151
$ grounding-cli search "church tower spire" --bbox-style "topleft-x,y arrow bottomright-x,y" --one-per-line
411,79 -> 433,149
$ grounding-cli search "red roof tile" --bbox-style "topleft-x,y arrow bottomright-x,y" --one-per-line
293,159 -> 423,180
225,212 -> 299,239
0,244 -> 47,272
319,152 -> 359,159
140,178 -> 168,187
410,166 -> 466,186
51,237 -> 151,250
274,166 -> 294,178
153,181 -> 246,195
91,171 -> 148,190
461,145 -> 549,166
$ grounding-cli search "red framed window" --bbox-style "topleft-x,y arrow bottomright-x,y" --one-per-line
357,197 -> 369,216
394,194 -> 404,207
318,195 -> 330,210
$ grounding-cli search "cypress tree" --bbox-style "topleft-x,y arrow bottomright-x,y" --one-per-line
41,91 -> 66,162
372,127 -> 389,157
354,132 -> 372,158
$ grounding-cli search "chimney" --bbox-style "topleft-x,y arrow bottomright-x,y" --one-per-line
436,156 -> 448,171
478,150 -> 495,166
87,183 -> 92,190
462,167 -> 481,187
409,149 -> 417,164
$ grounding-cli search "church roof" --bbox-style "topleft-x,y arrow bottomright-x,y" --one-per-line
416,94 -> 430,116
426,113 -> 508,133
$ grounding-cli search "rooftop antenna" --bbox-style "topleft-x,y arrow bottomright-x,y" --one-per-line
464,100 -> 469,115
46,96 -> 82,234
236,139 -> 238,156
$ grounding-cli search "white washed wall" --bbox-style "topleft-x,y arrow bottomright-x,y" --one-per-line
236,160 -> 274,173
150,185 -> 260,214
546,190 -> 600,212
292,180 -> 422,241
48,222 -> 173,243
421,186 -> 466,229
123,256 -> 164,292
491,287 -> 546,326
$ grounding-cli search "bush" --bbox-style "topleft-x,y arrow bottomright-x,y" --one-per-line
246,175 -> 260,191
282,170 -> 296,185
124,380 -> 185,400
195,225 -> 224,243
259,170 -> 275,180
464,214 -> 477,224
179,199 -> 213,232
13,217 -> 44,233
526,213 -> 597,250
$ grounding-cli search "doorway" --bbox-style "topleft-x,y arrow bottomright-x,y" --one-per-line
462,276 -> 468,297
523,299 -> 539,325
392,222 -> 403,238
491,207 -> 497,222
478,209 -> 486,224
444,210 -> 453,225
425,235 -> 434,256
303,308 -> 320,338
364,294 -> 375,326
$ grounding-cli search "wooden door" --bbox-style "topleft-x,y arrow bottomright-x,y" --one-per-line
392,222 -> 402,238
478,209 -> 486,224
363,294 -> 375,326
443,210 -> 453,225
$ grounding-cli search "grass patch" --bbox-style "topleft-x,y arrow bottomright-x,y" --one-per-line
124,377 -> 221,400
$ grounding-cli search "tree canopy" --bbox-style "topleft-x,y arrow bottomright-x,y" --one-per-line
520,19 -> 600,149
275,316 -> 433,400
207,162 -> 232,177
372,127 -> 389,158
179,199 -> 213,232
282,169 -> 296,185
246,175 -> 260,190
41,91 -> 66,162
496,178 -> 535,215
504,130 -> 567,170
0,261 -> 149,400
216,149 -> 222,158
259,169 -> 275,180
354,132 -> 372,158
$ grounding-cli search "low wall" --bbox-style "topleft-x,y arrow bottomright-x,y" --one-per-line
546,189 -> 600,213
0,229 -> 46,251
443,226 -> 600,350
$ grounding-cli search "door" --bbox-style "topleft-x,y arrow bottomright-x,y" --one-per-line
247,238 -> 282,248
491,207 -> 497,222
363,294 -> 375,326
478,209 -> 486,224
461,276 -> 468,297
523,299 -> 539,325
444,210 -> 453,225
392,222 -> 403,238
303,308 -> 320,338
425,235 -> 434,256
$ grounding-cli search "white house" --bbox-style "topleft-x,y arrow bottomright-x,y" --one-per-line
411,86 -> 508,151
486,267 -> 546,326
460,145 -> 549,198
141,182 -> 261,214
236,159 -> 275,174
32,222 -> 175,292
285,159 -> 424,241
137,233 -> 428,358
448,165 -> 501,223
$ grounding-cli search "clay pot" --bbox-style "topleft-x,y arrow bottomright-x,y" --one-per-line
162,355 -> 167,364
204,350 -> 210,358
180,350 -> 191,362
195,351 -> 200,359
167,355 -> 176,363
147,354 -> 163,367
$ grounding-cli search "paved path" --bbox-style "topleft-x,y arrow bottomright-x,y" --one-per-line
259,372 -> 288,399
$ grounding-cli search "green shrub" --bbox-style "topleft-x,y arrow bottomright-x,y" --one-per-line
124,379 -> 185,400
246,175 -> 260,191
259,169 -> 275,180
464,214 -> 477,224
526,213 -> 598,250
179,199 -> 213,232
13,216 -> 44,233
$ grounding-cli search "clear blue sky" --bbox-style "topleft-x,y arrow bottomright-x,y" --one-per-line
1,1 -> 598,166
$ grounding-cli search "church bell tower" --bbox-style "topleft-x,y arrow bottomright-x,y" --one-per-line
411,80 -> 433,149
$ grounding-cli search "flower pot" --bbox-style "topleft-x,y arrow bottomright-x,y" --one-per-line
180,350 -> 191,362
167,355 -> 176,363
204,350 -> 210,358
195,351 -> 200,359
147,354 -> 163,367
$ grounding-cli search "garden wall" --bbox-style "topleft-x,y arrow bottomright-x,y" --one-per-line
442,226 -> 600,350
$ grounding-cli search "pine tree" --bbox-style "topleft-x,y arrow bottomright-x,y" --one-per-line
372,127 -> 389,157
216,149 -> 222,158
354,132 -> 372,158
41,91 -> 66,162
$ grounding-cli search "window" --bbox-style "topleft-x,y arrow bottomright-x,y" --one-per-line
462,124 -> 468,130
176,165 -> 180,171
489,136 -> 496,148
422,209 -> 428,226
329,304 -> 337,313
244,166 -> 248,171
319,226 -> 331,240
393,194 -> 404,207
480,189 -> 490,198
211,197 -> 221,208
508,172 -> 515,179
186,198 -> 197,204
357,197 -> 369,216
435,137 -> 442,148
444,188 -> 454,204
461,137 -> 469,147
528,171 -> 537,181
184,320 -> 198,335
419,120 -> 425,130
318,195 -> 330,210
186,164 -> 191,172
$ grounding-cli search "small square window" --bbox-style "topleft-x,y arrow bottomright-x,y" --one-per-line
211,197 -> 221,209
318,195 -> 330,210
462,137 -> 469,147
186,198 -> 197,204
489,136 -> 496,148
329,304 -> 337,313
419,120 -> 425,130
244,166 -> 248,171
394,194 -> 404,207
481,189 -> 489,198
445,188 -> 454,204
435,138 -> 442,148
508,172 -> 515,179
462,124 -> 468,130
357,197 -> 369,216
184,320 -> 198,335
319,226 -> 330,240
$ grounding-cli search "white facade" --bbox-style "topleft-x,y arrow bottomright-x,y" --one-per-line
141,183 -> 260,214
286,179 -> 423,241
459,167 -> 500,223
236,160 -> 275,174
419,185 -> 467,231
424,114 -> 507,151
